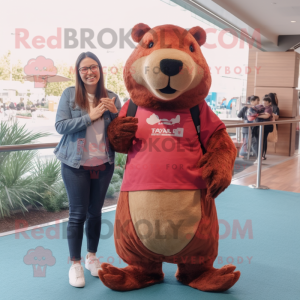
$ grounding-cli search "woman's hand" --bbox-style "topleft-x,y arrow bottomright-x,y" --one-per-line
89,102 -> 106,121
101,97 -> 118,114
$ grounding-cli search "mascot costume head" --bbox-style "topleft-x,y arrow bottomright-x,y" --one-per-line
99,23 -> 240,292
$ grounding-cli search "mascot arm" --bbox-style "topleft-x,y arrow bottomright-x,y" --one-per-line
107,116 -> 138,154
197,128 -> 236,200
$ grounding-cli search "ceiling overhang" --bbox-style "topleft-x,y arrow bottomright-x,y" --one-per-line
171,0 -> 300,52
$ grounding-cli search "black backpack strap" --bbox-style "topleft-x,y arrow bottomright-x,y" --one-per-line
190,105 -> 206,154
126,99 -> 138,117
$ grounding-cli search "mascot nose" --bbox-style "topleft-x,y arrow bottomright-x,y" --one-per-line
160,59 -> 183,76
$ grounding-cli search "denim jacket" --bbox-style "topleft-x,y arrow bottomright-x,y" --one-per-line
53,86 -> 122,168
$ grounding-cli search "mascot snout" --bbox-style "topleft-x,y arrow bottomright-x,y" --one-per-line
131,48 -> 204,100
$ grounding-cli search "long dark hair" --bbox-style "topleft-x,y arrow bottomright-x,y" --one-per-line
75,52 -> 108,111
267,93 -> 278,107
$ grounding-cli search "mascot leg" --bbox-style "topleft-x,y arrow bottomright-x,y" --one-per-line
99,260 -> 163,291
176,262 -> 240,292
174,189 -> 240,292
98,191 -> 164,291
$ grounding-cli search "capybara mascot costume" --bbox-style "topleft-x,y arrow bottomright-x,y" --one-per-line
98,23 -> 240,292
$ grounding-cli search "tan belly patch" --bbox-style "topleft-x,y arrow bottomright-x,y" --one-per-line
129,190 -> 201,256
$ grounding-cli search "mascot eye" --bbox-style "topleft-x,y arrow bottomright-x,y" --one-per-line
148,42 -> 154,48
189,45 -> 194,52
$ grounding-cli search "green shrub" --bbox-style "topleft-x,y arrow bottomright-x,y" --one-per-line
111,173 -> 120,184
114,166 -> 125,179
105,185 -> 115,198
0,121 -> 51,218
112,181 -> 122,192
115,153 -> 127,169
41,181 -> 69,212
16,112 -> 32,117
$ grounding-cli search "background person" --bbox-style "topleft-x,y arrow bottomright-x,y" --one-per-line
251,96 -> 273,162
237,95 -> 259,157
268,92 -> 280,121
2,102 -> 7,119
9,102 -> 15,110
30,104 -> 37,123
54,51 -> 121,288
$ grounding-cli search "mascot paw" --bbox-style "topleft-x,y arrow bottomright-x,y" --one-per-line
107,117 -> 138,153
109,117 -> 138,139
206,176 -> 231,201
98,263 -> 164,291
113,117 -> 138,138
187,265 -> 240,292
196,128 -> 236,200
198,152 -> 232,200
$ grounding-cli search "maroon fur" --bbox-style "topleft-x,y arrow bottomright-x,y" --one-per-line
197,128 -> 237,200
107,116 -> 138,154
176,262 -> 240,292
98,261 -> 164,291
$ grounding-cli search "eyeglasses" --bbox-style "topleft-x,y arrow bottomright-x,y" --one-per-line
78,65 -> 99,74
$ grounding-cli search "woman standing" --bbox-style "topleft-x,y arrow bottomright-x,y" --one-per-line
252,96 -> 273,161
237,95 -> 260,157
54,52 -> 121,288
268,93 -> 280,121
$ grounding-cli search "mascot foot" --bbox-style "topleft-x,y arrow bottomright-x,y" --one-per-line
176,264 -> 240,292
98,262 -> 164,291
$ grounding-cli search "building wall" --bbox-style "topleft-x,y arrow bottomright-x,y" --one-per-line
246,50 -> 300,156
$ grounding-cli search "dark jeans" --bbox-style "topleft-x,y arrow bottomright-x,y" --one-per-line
252,125 -> 273,158
61,162 -> 114,261
239,133 -> 249,156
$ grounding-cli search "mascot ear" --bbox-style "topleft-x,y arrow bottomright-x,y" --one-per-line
188,26 -> 206,47
132,23 -> 151,43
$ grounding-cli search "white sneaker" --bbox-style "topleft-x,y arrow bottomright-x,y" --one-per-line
85,254 -> 102,277
254,158 -> 266,165
69,264 -> 85,287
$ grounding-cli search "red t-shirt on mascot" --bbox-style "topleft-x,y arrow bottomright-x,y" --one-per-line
119,100 -> 226,191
